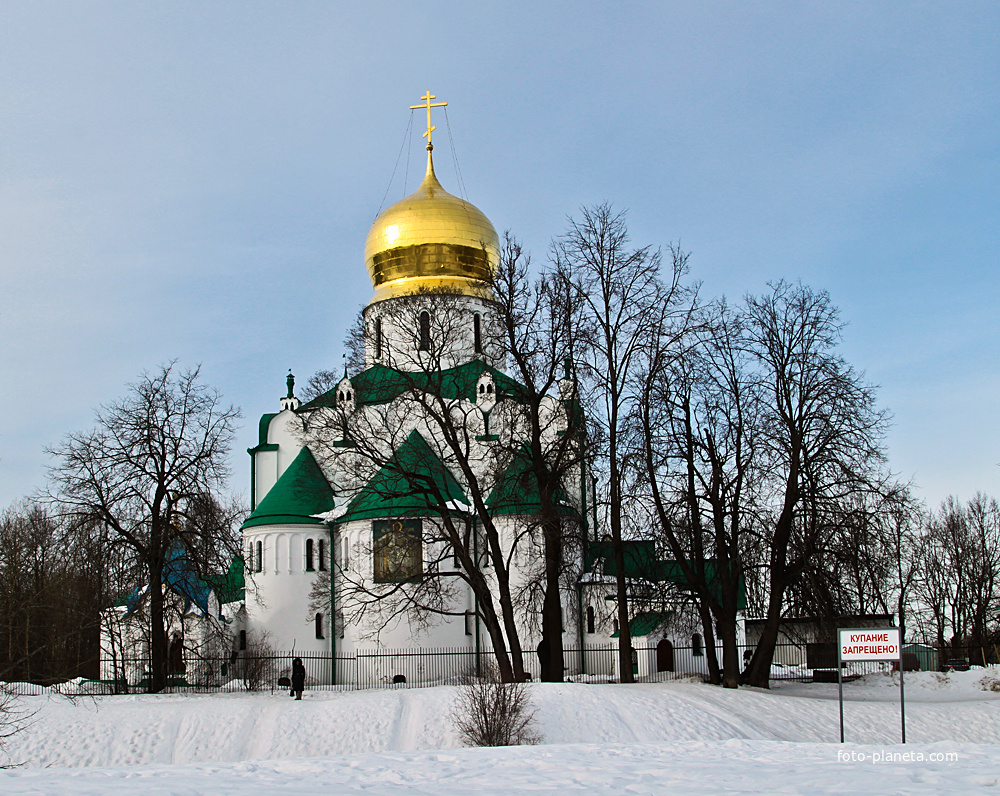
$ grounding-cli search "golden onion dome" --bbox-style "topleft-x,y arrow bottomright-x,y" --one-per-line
364,150 -> 499,302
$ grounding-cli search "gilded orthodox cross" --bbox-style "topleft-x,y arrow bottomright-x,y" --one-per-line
410,90 -> 447,149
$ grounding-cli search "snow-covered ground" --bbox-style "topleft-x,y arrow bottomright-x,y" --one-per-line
1,669 -> 998,794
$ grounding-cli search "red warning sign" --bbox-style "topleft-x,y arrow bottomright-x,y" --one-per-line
839,628 -> 901,661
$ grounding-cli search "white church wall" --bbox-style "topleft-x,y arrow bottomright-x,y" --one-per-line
243,523 -> 331,659
332,517 -> 474,657
253,449 -> 278,506
362,294 -> 503,373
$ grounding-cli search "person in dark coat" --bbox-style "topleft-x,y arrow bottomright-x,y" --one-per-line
291,658 -> 306,700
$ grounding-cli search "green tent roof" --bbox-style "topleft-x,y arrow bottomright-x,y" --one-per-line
486,449 -> 579,517
611,611 -> 673,638
241,447 -> 334,529
337,429 -> 468,523
298,362 -> 528,412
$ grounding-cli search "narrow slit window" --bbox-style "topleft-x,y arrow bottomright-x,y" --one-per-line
255,541 -> 263,573
473,313 -> 482,353
239,630 -> 247,651
315,613 -> 324,639
419,311 -> 431,351
375,317 -> 383,359
318,539 -> 326,571
586,606 -> 595,634
306,538 -> 315,571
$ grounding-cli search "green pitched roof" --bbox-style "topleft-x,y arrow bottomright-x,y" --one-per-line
204,556 -> 246,604
486,450 -> 579,517
612,611 -> 673,638
586,540 -> 747,611
248,412 -> 279,454
298,362 -> 528,412
337,430 -> 468,523
241,447 -> 334,529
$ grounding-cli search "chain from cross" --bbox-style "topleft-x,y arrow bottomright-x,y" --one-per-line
410,90 -> 448,148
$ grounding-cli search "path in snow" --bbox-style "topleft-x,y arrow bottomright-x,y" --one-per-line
3,670 -> 999,769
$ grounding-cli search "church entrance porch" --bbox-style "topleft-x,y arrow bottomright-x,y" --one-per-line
656,639 -> 675,673
168,636 -> 186,675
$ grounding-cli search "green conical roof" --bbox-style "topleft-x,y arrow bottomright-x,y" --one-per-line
337,430 -> 468,523
242,447 -> 334,529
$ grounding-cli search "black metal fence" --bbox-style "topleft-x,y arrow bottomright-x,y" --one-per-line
0,641 -> 916,695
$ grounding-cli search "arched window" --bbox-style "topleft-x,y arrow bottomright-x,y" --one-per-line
255,541 -> 263,573
306,539 -> 315,571
239,630 -> 247,651
315,613 -> 324,639
586,606 -> 595,634
374,317 -> 383,359
473,313 -> 482,353
612,619 -> 619,636
692,633 -> 704,657
418,311 -> 431,351
318,539 -> 326,571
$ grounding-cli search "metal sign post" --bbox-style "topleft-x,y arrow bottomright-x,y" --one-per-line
837,627 -> 905,744
838,656 -> 845,743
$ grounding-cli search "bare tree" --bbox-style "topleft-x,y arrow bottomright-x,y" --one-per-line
555,204 -> 694,683
741,282 -> 888,687
0,502 -> 110,685
913,493 -> 1000,659
46,363 -> 242,692
452,663 -> 540,747
237,629 -> 278,692
875,487 -> 924,646
491,233 -> 590,681
635,297 -> 756,688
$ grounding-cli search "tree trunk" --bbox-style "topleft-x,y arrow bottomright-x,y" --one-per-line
696,600 -> 721,684
148,556 -> 168,693
742,450 -> 799,688
719,619 -> 740,689
466,571 -> 516,683
539,517 -> 565,682
484,525 -> 527,682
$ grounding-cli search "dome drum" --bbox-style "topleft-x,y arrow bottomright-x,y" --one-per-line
370,242 -> 493,287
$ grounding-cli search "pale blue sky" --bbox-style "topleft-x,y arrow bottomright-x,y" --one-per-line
1,1 -> 997,510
